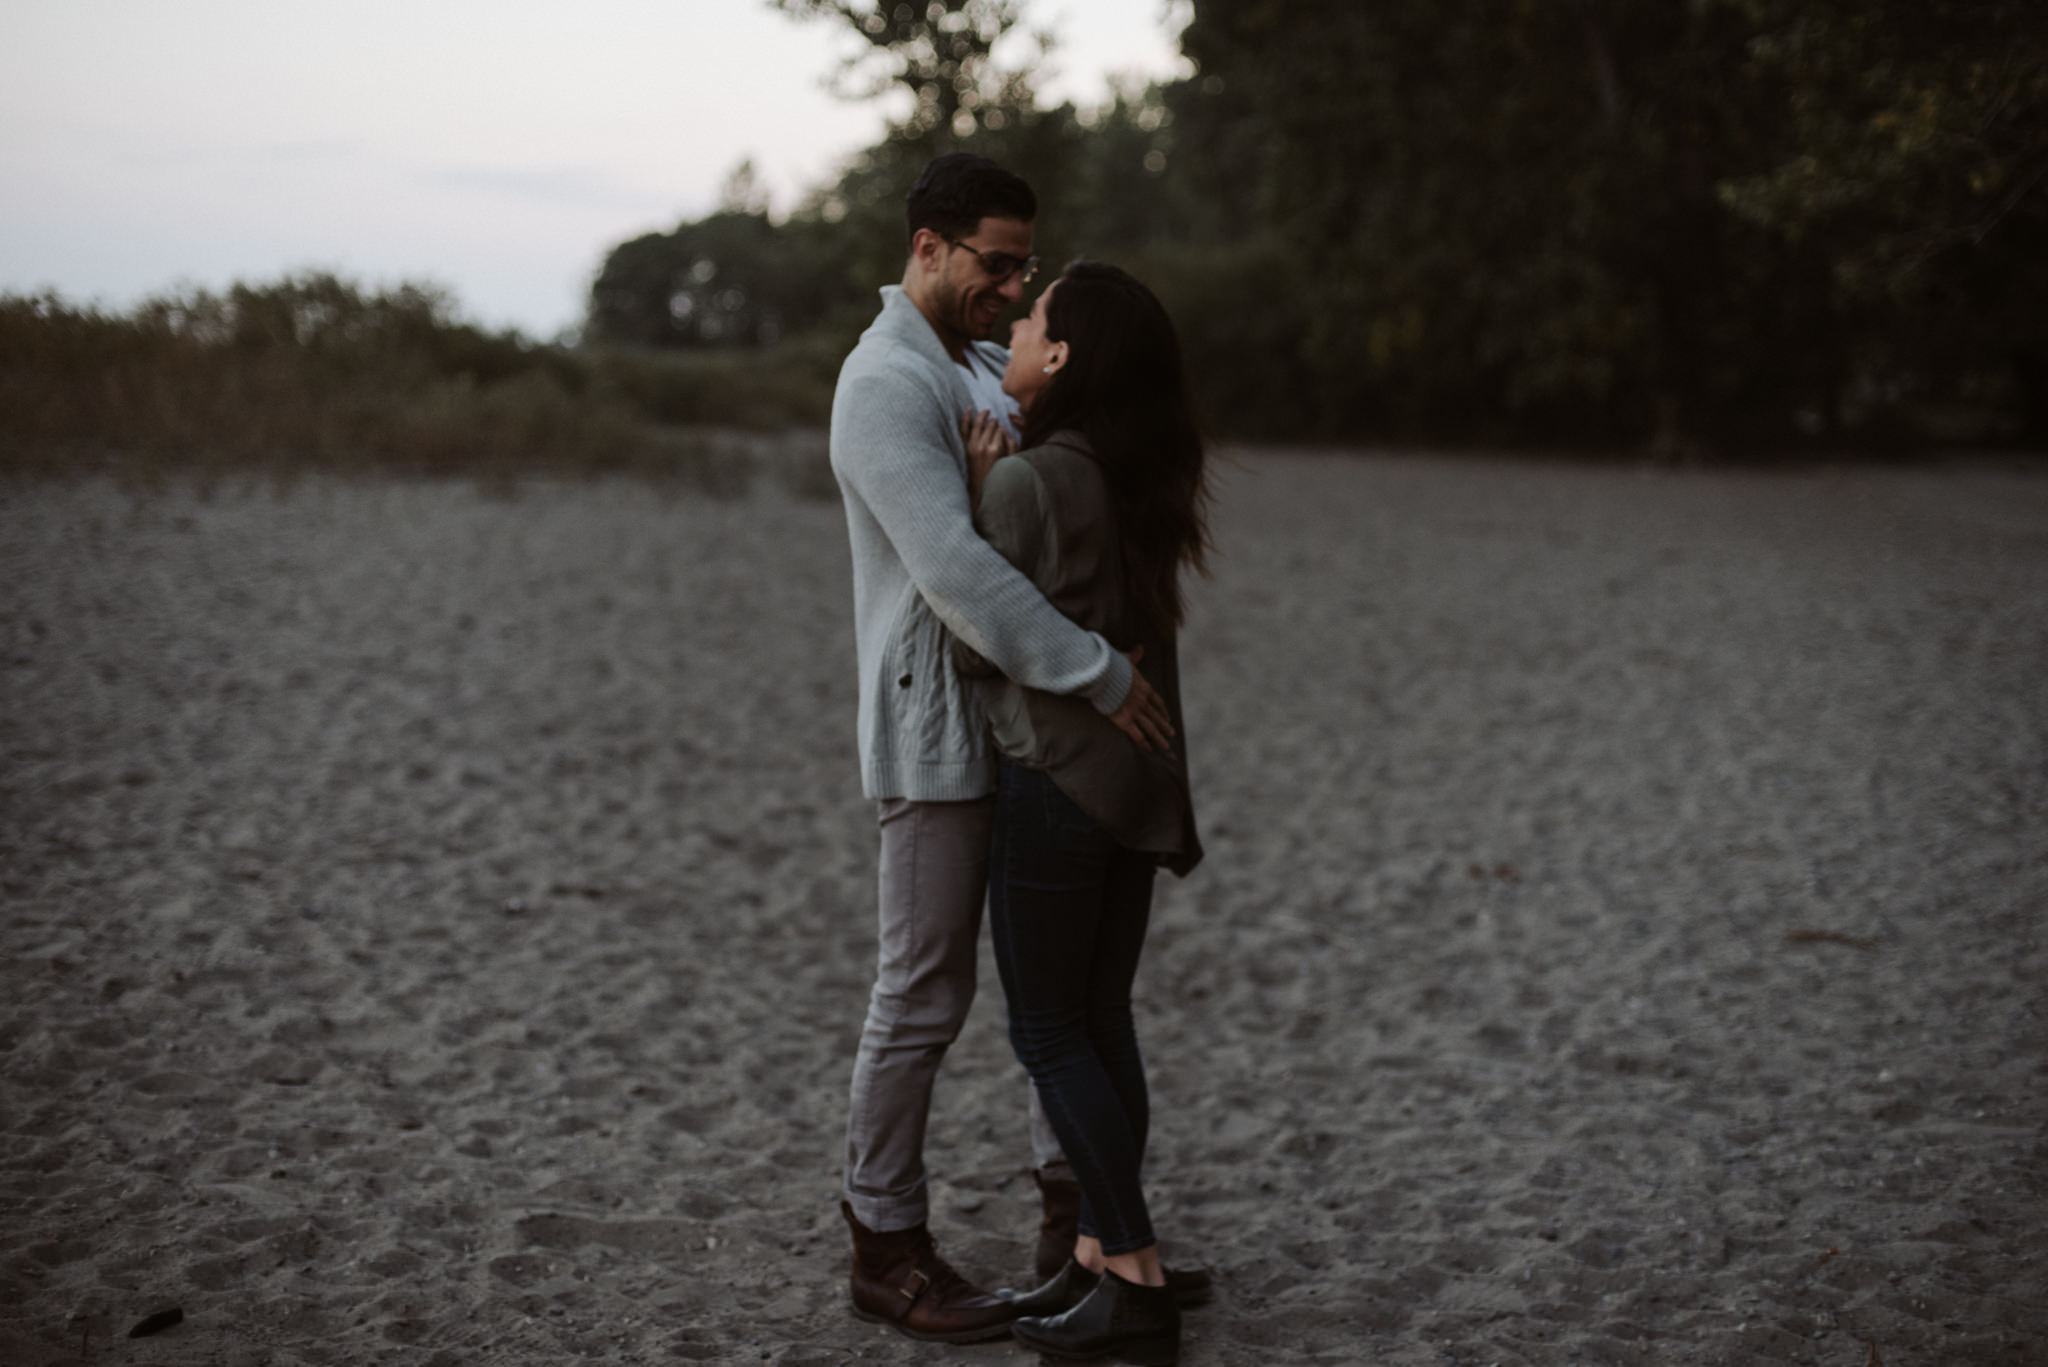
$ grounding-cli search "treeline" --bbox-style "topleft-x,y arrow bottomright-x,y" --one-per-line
0,275 -> 839,479
594,0 -> 2048,453
7,2 -> 2036,474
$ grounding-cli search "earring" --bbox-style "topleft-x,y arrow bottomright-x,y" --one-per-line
1042,364 -> 1055,373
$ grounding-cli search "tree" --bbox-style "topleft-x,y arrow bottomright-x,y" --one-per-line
588,4 -> 1061,357
587,208 -> 854,350
1177,0 -> 1769,445
1712,0 -> 2048,437
767,0 -> 1046,146
1177,0 -> 2046,446
720,158 -> 772,217
590,0 -> 2041,445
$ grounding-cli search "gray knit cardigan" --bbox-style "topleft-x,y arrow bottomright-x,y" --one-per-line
829,286 -> 1133,801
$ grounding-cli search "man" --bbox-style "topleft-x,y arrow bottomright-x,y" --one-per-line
827,153 -> 1175,1344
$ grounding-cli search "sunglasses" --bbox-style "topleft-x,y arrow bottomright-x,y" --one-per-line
939,233 -> 1040,284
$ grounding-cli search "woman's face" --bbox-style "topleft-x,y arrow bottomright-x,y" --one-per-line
1000,281 -> 1065,409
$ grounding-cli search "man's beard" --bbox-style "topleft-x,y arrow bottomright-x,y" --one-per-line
935,275 -> 992,343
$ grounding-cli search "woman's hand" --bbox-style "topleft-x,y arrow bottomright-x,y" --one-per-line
960,408 -> 1015,507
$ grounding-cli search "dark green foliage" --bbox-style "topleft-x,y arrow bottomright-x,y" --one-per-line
622,0 -> 2040,449
1176,0 -> 2047,447
1179,1 -> 1742,443
587,210 -> 867,351
585,336 -> 840,429
1714,0 -> 2048,439
769,0 -> 1039,146
578,92 -> 1193,382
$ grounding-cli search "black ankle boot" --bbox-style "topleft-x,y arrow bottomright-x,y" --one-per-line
1012,1267 -> 1180,1365
1001,1256 -> 1099,1316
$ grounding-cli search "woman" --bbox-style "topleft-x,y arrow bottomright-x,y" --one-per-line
952,261 -> 1210,1366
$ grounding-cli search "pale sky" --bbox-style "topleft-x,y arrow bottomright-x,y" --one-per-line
0,0 -> 1191,339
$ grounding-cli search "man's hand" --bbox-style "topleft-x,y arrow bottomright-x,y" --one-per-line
1108,646 -> 1174,752
959,408 -> 1014,506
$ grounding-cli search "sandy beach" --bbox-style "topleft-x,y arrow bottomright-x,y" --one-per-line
2,445 -> 2043,1366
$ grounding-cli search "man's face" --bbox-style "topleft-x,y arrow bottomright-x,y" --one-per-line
926,215 -> 1035,345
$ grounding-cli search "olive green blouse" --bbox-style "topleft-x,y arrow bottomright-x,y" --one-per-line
950,430 -> 1203,875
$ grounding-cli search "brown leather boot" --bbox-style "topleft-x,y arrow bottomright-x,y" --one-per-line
841,1201 -> 1017,1344
1034,1165 -> 1082,1282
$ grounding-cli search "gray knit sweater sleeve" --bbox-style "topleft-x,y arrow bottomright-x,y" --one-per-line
947,453 -> 1049,680
833,359 -> 1132,714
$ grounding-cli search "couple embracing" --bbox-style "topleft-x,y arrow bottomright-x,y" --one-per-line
828,152 -> 1212,1365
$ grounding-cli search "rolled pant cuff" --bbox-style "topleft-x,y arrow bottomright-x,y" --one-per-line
842,1185 -> 929,1234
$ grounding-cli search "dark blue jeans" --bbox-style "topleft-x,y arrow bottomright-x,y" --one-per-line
988,758 -> 1158,1257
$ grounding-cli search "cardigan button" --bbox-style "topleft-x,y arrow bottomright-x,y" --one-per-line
898,673 -> 912,688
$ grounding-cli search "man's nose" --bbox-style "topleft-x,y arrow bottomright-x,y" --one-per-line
998,273 -> 1025,303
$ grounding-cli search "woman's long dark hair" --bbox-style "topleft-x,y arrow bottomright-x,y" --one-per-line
1018,262 -> 1212,640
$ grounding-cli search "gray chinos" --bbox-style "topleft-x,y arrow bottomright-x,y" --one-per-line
842,795 -> 1062,1232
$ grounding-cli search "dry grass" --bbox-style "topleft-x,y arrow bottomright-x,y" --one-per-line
0,274 -> 839,487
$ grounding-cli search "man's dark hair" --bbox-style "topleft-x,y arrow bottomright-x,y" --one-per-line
904,154 -> 1035,245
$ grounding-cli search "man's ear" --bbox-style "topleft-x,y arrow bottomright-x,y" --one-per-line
909,227 -> 945,273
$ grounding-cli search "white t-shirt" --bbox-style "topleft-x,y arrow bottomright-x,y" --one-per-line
957,343 -> 1022,443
